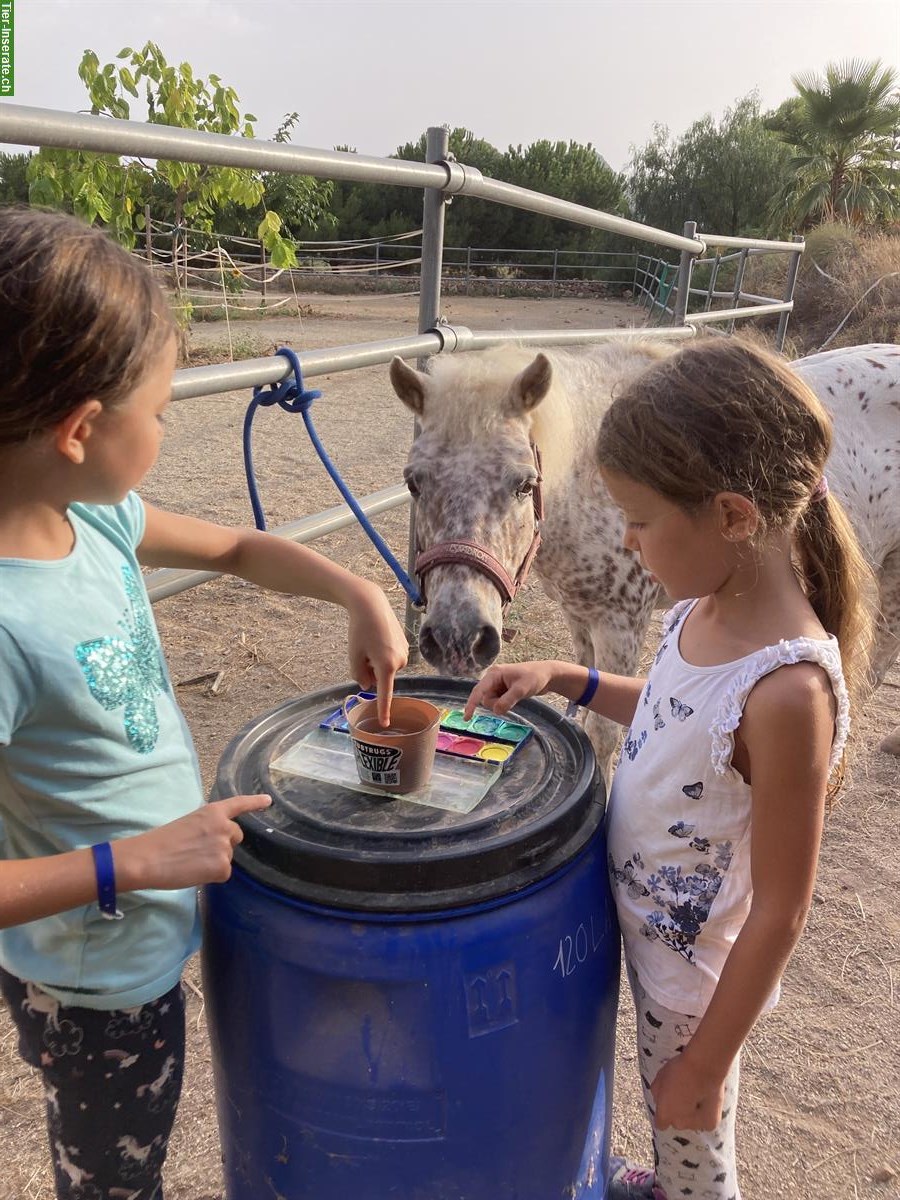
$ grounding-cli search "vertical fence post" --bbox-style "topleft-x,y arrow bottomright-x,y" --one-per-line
648,259 -> 661,312
727,248 -> 749,334
404,125 -> 450,657
704,254 -> 720,312
640,258 -> 652,310
551,248 -> 559,298
673,220 -> 698,326
465,245 -> 472,296
651,262 -> 675,326
776,235 -> 804,351
375,241 -> 380,273
259,241 -> 267,306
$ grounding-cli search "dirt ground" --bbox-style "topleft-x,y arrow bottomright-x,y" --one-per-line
1,293 -> 898,1200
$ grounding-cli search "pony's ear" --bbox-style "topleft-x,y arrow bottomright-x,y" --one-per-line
506,353 -> 552,416
390,356 -> 428,415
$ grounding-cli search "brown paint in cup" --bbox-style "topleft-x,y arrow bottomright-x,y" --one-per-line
343,695 -> 441,794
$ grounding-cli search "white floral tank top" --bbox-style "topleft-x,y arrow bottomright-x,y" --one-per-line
606,600 -> 849,1018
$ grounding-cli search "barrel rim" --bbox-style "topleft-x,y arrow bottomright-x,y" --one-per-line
215,677 -> 604,911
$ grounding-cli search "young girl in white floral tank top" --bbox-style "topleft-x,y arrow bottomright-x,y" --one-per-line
465,338 -> 874,1200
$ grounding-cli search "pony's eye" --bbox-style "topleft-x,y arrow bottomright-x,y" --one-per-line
404,473 -> 421,499
515,480 -> 534,501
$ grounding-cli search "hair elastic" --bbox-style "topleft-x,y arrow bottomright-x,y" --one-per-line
91,842 -> 124,921
810,476 -> 829,503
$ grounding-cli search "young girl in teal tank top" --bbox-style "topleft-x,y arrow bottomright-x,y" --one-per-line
0,208 -> 408,1198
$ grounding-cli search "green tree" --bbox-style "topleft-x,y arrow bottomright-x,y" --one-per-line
497,139 -> 626,250
765,58 -> 900,226
0,152 -> 31,204
317,129 -> 509,246
216,113 -> 336,242
316,128 -> 629,273
628,94 -> 792,239
27,43 -> 301,276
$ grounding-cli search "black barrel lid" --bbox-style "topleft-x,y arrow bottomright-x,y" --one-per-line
215,676 -> 604,912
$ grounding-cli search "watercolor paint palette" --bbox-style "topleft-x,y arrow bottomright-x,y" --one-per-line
272,727 -> 500,815
319,701 -> 533,768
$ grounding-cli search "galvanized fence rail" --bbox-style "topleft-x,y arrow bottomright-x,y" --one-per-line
0,105 -> 805,641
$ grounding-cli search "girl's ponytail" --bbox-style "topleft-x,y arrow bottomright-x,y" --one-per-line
795,491 -> 876,794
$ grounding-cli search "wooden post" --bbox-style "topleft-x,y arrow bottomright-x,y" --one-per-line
260,240 -> 267,306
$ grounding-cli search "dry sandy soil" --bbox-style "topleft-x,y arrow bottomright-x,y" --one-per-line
1,293 -> 898,1200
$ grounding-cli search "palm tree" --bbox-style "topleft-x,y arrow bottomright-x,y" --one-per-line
766,59 -> 900,227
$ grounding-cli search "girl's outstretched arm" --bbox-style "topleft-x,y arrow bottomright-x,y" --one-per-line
0,793 -> 272,929
137,503 -> 408,724
649,661 -> 835,1132
464,660 -> 646,726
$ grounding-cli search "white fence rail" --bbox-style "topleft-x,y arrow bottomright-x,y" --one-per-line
0,105 -> 805,633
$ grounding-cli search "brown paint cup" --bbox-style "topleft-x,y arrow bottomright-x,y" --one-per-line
343,695 -> 441,794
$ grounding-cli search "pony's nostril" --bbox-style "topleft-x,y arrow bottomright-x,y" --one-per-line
418,624 -> 441,666
472,624 -> 501,667
418,617 -> 500,672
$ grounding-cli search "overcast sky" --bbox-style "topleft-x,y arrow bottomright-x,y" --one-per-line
6,0 -> 900,172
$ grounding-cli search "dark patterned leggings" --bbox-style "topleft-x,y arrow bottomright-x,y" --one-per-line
0,966 -> 185,1200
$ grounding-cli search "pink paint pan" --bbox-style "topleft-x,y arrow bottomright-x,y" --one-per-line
445,736 -> 485,756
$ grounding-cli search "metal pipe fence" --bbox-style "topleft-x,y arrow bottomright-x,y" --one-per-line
685,301 -> 792,325
147,485 -> 411,603
0,104 -> 805,621
0,104 -> 702,254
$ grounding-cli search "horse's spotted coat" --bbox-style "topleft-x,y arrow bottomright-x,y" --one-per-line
393,341 -> 900,764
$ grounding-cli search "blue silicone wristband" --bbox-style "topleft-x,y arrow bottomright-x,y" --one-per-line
575,667 -> 600,708
91,842 -> 123,920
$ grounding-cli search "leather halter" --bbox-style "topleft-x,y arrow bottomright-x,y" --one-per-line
415,442 -> 544,610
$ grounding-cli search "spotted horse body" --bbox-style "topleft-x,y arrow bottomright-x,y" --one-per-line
390,341 -> 900,767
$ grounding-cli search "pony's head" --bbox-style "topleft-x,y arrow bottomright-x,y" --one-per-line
390,348 -> 554,676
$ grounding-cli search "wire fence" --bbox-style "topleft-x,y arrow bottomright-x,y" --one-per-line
139,218 -> 801,330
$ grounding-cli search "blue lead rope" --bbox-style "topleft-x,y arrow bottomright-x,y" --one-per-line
242,347 -> 424,606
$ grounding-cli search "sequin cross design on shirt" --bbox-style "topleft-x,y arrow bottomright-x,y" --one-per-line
75,564 -> 169,754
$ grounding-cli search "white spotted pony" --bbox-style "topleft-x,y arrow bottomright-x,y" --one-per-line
391,341 -> 900,766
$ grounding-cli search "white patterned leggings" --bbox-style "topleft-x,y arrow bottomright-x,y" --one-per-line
629,968 -> 742,1200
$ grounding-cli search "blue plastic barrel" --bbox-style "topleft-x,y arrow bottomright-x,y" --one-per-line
202,677 -> 619,1200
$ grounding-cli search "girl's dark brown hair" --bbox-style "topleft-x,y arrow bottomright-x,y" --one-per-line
0,207 -> 175,444
597,337 -> 875,794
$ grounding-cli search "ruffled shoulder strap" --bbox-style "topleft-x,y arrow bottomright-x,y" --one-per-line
709,637 -> 850,777
662,598 -> 695,635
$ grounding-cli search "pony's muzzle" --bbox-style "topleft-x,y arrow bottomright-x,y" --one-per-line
419,616 -> 502,677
